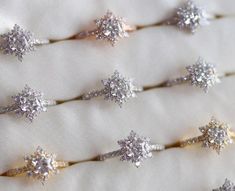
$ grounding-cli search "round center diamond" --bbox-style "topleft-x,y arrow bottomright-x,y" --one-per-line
0,24 -> 35,60
199,117 -> 233,154
95,11 -> 128,45
186,58 -> 220,92
12,85 -> 47,121
25,147 -> 57,183
118,131 -> 153,167
176,1 -> 208,33
207,127 -> 228,145
102,71 -> 137,106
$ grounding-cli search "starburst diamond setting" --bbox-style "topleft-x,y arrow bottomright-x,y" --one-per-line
186,58 -> 220,92
117,131 -> 153,167
102,70 -> 138,106
24,147 -> 58,183
199,117 -> 233,154
176,1 -> 209,33
213,179 -> 235,191
12,85 -> 48,121
0,24 -> 37,61
94,11 -> 129,45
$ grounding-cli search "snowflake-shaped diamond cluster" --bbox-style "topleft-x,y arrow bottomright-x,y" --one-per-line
176,1 -> 209,33
199,117 -> 233,154
186,58 -> 220,92
94,11 -> 129,45
213,179 -> 235,191
24,147 -> 58,184
12,85 -> 47,121
0,24 -> 36,61
102,70 -> 137,106
117,131 -> 153,167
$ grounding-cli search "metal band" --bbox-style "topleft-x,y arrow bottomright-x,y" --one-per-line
165,75 -> 190,87
150,144 -> 165,151
0,104 -> 18,114
82,89 -> 106,100
98,149 -> 122,161
2,166 -> 28,177
42,100 -> 57,106
56,160 -> 70,168
34,39 -> 50,45
180,135 -> 204,147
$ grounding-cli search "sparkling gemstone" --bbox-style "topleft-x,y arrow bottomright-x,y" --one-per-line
199,117 -> 232,154
186,58 -> 220,92
176,1 -> 209,33
0,24 -> 36,60
117,131 -> 153,167
102,71 -> 137,106
94,11 -> 129,45
24,147 -> 57,183
213,179 -> 235,191
12,85 -> 47,121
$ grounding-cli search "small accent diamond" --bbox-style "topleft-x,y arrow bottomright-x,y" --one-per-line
0,24 -> 37,61
94,11 -> 129,45
199,117 -> 233,154
102,70 -> 137,106
118,131 -> 153,167
24,147 -> 58,184
176,1 -> 209,33
186,58 -> 220,92
12,85 -> 47,121
213,179 -> 235,191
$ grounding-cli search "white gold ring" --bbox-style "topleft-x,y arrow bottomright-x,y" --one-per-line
0,24 -> 49,61
0,85 -> 56,121
98,130 -> 165,167
82,70 -> 143,106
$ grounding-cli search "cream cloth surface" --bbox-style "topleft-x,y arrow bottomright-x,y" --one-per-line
0,0 -> 235,190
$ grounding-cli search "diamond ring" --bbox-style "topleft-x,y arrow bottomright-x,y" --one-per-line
213,179 -> 235,191
0,147 -> 72,184
143,57 -> 222,93
0,85 -> 56,121
98,131 -> 165,167
0,24 -> 49,61
75,10 -> 136,46
165,0 -> 212,33
179,117 -> 234,154
81,70 -> 142,107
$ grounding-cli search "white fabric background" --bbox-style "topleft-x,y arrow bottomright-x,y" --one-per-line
0,0 -> 235,190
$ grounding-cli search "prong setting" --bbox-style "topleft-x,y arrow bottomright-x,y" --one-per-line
117,131 -> 153,167
12,85 -> 48,121
24,147 -> 58,184
186,58 -> 220,92
176,1 -> 209,33
0,24 -> 37,61
102,70 -> 138,106
94,11 -> 129,45
199,117 -> 233,154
